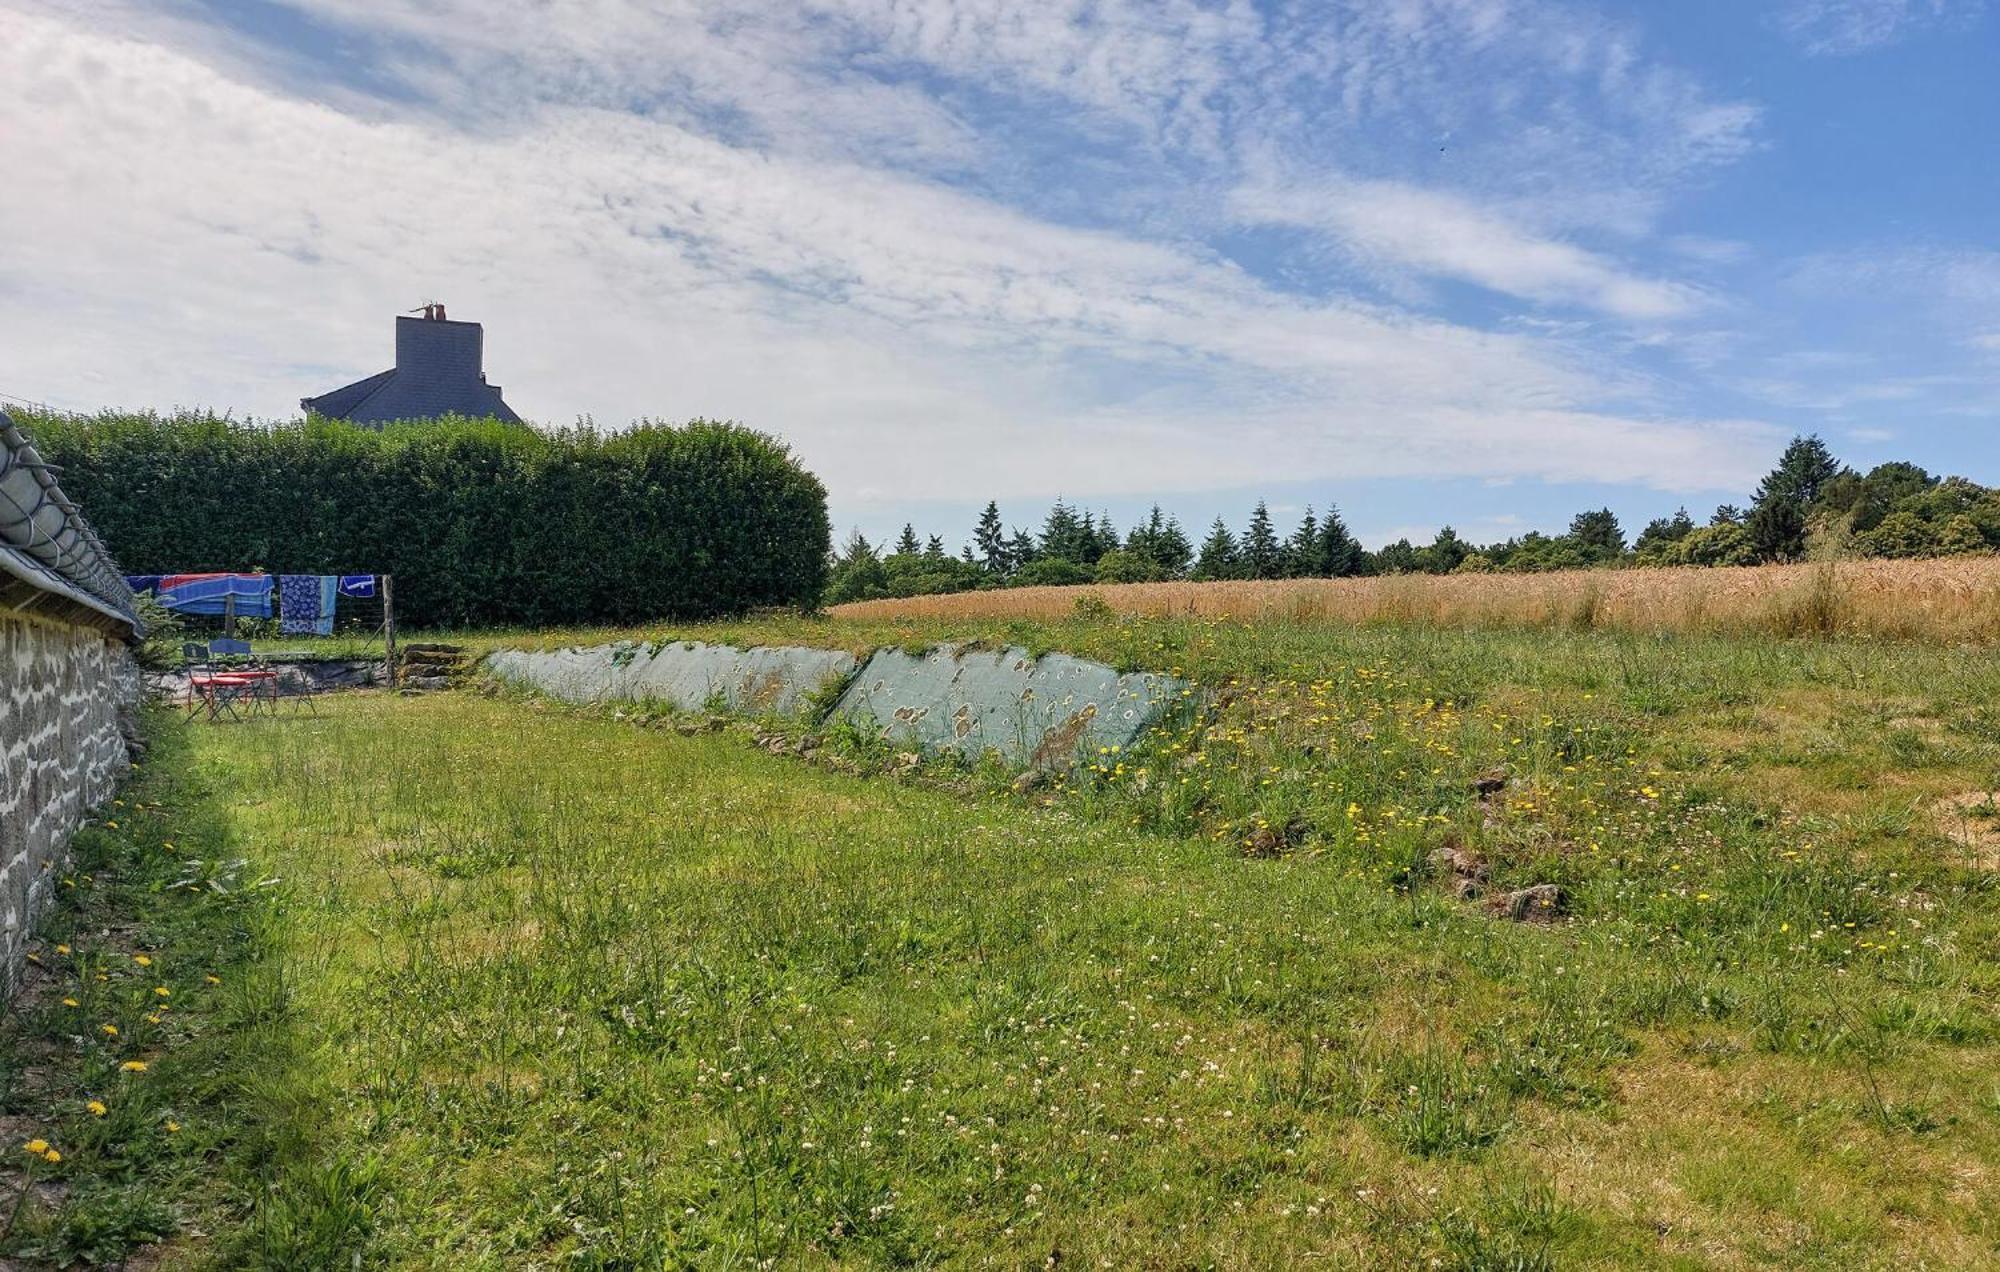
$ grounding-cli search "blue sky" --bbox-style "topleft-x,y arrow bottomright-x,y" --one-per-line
1,0 -> 1995,551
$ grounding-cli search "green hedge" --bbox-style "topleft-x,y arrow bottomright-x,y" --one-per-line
22,410 -> 830,628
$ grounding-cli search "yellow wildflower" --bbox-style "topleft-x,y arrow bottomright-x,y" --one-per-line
121,1060 -> 148,1073
133,955 -> 152,967
87,1100 -> 107,1117
24,1139 -> 48,1155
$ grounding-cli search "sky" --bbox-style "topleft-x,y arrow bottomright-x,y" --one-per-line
1,0 -> 1996,552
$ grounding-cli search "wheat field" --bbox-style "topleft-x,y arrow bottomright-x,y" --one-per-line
831,558 -> 2000,642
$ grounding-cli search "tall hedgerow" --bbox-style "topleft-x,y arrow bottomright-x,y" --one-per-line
21,409 -> 830,627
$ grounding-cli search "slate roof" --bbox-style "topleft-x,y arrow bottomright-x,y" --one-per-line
302,315 -> 521,426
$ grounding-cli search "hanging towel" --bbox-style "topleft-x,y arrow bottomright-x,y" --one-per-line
279,574 -> 337,636
337,574 -> 377,599
156,573 -> 272,617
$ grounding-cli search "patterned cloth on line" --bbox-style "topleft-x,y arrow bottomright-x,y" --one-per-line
279,574 -> 337,636
156,573 -> 272,617
337,574 -> 376,599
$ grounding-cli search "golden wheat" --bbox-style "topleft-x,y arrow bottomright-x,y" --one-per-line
831,559 -> 2000,642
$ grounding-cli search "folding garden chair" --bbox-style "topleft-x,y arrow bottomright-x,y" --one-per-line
183,641 -> 275,721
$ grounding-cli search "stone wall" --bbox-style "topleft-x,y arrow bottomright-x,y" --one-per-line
1,613 -> 140,991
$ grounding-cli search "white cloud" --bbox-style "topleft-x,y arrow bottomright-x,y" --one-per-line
1775,0 -> 1984,55
0,2 -> 1784,525
1231,176 -> 1704,320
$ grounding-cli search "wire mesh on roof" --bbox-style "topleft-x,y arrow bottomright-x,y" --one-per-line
0,407 -> 140,634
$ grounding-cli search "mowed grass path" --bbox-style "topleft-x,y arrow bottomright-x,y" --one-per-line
176,683 -> 2000,1269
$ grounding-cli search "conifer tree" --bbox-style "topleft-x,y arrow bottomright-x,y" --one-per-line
894,522 -> 921,557
924,533 -> 946,560
1156,516 -> 1194,577
1192,517 -> 1241,581
1244,501 -> 1281,579
1749,435 -> 1845,562
1315,505 -> 1364,576
1283,508 -> 1319,577
1041,499 -> 1088,563
1005,527 -> 1040,572
973,500 -> 1008,573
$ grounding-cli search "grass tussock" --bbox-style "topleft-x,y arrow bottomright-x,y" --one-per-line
829,558 -> 2000,643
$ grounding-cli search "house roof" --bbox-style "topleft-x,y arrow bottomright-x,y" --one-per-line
302,315 -> 522,426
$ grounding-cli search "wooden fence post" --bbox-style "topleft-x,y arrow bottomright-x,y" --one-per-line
382,573 -> 398,687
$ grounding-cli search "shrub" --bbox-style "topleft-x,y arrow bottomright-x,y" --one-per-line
1855,510 -> 1937,559
1092,549 -> 1165,584
21,410 -> 829,627
1012,557 -> 1092,587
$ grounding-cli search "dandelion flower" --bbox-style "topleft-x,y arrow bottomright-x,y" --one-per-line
63,997 -> 79,1008
100,1023 -> 119,1037
23,1139 -> 49,1155
55,944 -> 71,955
133,955 -> 152,967
204,975 -> 221,986
164,1121 -> 180,1134
153,986 -> 171,998
42,1149 -> 60,1163
87,1100 -> 107,1117
121,1060 -> 148,1073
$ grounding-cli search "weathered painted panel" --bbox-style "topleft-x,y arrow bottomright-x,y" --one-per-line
485,641 -> 856,716
832,644 -> 1190,768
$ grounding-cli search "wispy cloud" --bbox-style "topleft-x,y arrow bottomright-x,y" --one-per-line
1775,0 -> 1984,56
0,0 -> 1786,524
1231,176 -> 1705,320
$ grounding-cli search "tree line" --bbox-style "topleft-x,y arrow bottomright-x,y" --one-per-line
827,435 -> 2000,604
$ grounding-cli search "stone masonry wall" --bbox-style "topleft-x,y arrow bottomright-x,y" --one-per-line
0,613 -> 139,992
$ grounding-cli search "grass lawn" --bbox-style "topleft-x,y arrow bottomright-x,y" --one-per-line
11,616 -> 2000,1267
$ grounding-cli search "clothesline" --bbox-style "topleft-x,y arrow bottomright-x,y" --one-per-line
126,572 -> 380,635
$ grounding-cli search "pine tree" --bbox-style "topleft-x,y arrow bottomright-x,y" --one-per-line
1126,505 -> 1167,565
1566,508 -> 1625,560
1193,518 -> 1241,581
1315,505 -> 1363,576
1634,508 -> 1695,556
1155,516 -> 1194,577
1749,435 -> 1845,561
973,501 -> 1007,574
1243,501 -> 1281,579
1424,526 -> 1470,573
1283,509 -> 1319,578
1006,527 -> 1040,573
894,522 -> 921,557
1041,499 -> 1087,563
1093,512 -> 1119,562
924,533 -> 946,560
1077,510 -> 1106,565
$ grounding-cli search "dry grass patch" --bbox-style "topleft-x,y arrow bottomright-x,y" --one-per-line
832,558 -> 2000,643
